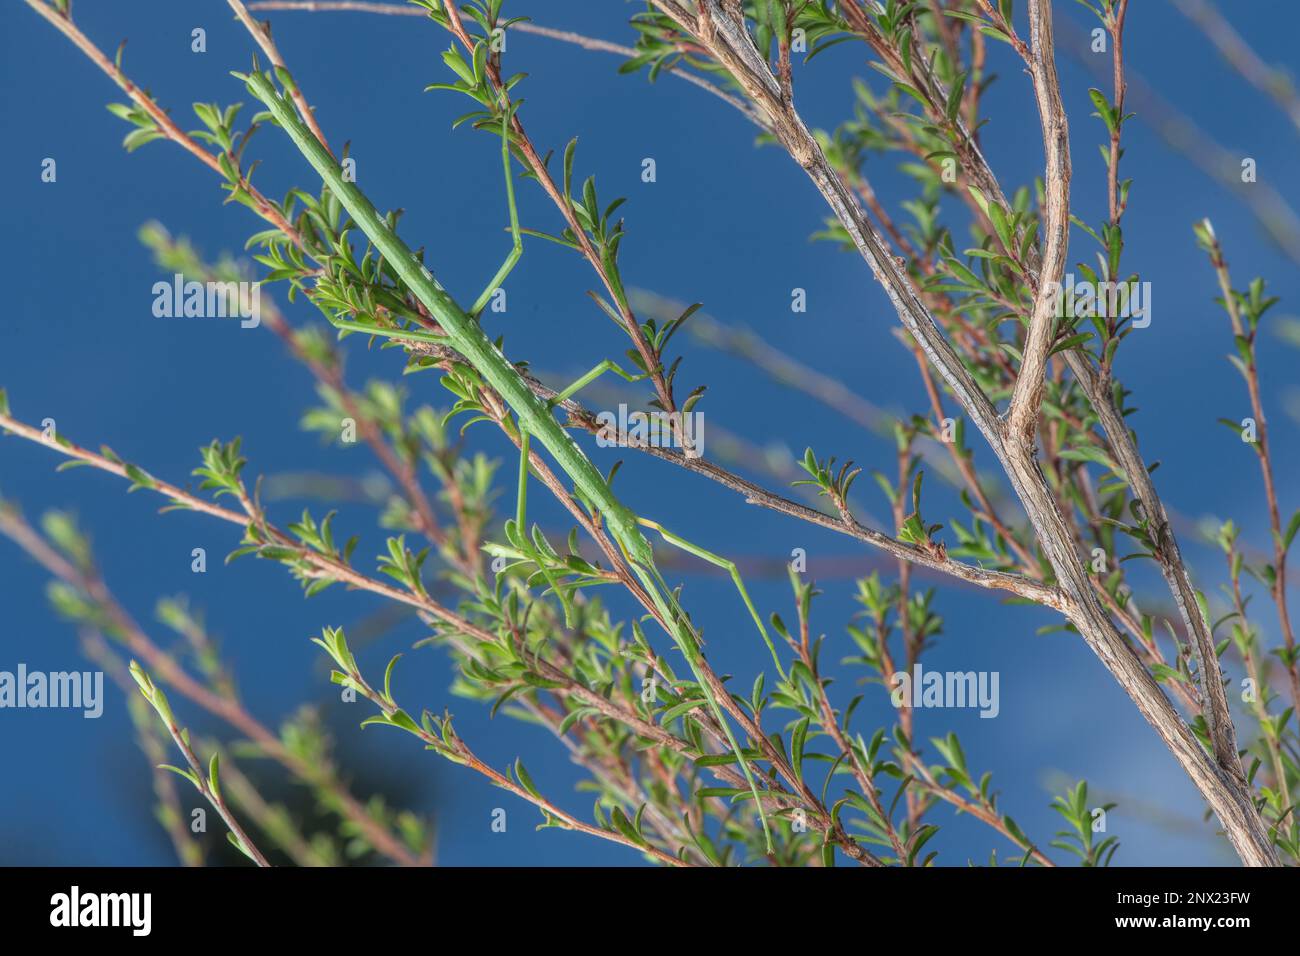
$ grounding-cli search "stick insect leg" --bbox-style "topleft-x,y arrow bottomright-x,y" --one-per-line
629,561 -> 777,854
471,103 -> 524,318
329,318 -> 449,345
512,425 -> 575,627
547,359 -> 646,409
639,518 -> 785,679
515,426 -> 530,533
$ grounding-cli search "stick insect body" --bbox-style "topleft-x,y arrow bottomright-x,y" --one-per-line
241,71 -> 781,854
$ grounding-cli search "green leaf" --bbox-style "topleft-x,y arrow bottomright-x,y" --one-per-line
123,462 -> 156,491
659,697 -> 707,725
122,127 -> 164,153
1284,510 -> 1300,552
158,764 -> 199,788
441,47 -> 475,85
988,200 -> 1013,253
514,758 -> 541,798
383,653 -> 402,704
907,823 -> 940,866
791,715 -> 811,782
1088,88 -> 1117,135
1002,815 -> 1030,848
945,73 -> 967,124
226,831 -> 257,862
610,806 -> 646,847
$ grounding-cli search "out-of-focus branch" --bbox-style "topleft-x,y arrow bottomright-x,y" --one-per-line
1173,0 -> 1300,134
0,504 -> 428,867
1058,14 -> 1300,266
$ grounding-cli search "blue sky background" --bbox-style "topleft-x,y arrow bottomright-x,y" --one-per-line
1,1 -> 1297,866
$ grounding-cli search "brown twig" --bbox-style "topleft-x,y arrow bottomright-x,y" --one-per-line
227,0 -> 335,156
25,0 -> 305,248
246,0 -> 764,123
1204,234 -> 1300,714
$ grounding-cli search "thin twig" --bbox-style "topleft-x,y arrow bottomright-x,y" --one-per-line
227,0 -> 335,155
245,0 -> 766,125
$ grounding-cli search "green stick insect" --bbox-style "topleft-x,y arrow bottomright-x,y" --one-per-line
239,70 -> 786,855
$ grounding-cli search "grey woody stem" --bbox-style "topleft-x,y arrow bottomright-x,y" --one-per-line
1002,0 -> 1069,453
651,0 -> 1277,867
